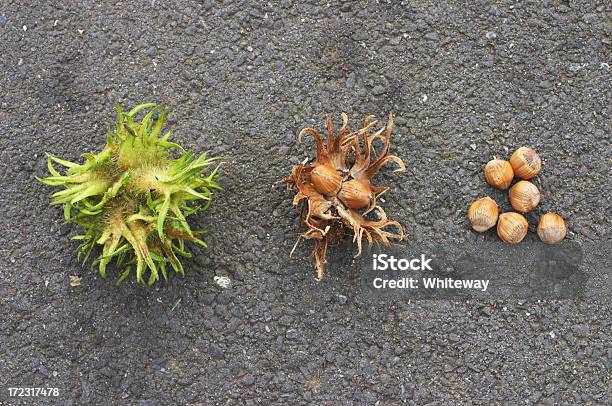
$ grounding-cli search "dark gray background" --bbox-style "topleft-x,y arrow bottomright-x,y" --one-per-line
1,1 -> 610,404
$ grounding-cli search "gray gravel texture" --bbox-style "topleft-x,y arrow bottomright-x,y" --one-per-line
1,0 -> 611,405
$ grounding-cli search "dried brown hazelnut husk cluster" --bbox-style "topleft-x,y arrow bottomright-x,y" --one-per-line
468,146 -> 566,244
285,114 -> 406,280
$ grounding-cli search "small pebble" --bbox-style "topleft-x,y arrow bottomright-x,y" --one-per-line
214,276 -> 232,289
424,32 -> 439,41
242,374 -> 255,385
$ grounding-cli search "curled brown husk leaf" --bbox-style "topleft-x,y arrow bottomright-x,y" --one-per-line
285,113 -> 406,280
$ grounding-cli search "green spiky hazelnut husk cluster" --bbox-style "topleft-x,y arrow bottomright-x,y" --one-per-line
38,103 -> 221,285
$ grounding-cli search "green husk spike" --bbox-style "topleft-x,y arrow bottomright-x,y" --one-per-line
38,103 -> 222,285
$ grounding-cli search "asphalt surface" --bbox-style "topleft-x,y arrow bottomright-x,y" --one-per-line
1,0 -> 610,404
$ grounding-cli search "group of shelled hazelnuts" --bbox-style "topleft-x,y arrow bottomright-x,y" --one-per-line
467,147 -> 567,244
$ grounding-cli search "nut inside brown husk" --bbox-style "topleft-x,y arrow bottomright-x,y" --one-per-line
284,114 -> 406,280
